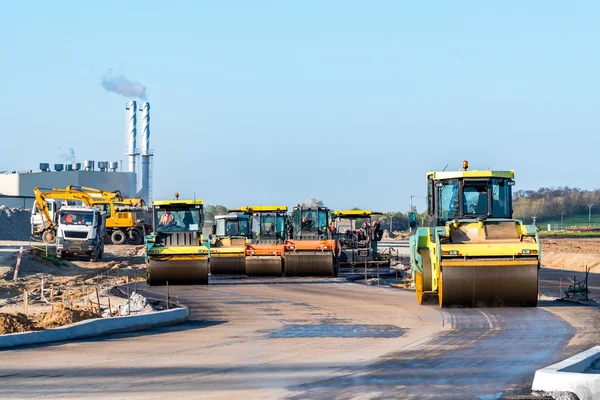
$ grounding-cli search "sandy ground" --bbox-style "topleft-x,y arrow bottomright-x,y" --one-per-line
541,238 -> 600,272
0,241 -> 146,326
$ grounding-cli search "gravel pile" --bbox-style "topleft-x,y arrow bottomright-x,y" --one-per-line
0,206 -> 32,241
103,292 -> 156,317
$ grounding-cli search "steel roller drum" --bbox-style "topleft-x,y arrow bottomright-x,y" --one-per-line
245,256 -> 283,276
210,256 -> 246,275
439,264 -> 538,307
147,258 -> 209,285
284,253 -> 334,277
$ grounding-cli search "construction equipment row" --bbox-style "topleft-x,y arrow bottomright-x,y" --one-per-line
145,161 -> 541,309
144,203 -> 390,285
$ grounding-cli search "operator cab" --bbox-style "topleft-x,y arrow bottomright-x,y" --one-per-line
214,214 -> 250,238
153,202 -> 203,233
250,211 -> 286,243
427,161 -> 515,227
332,210 -> 384,248
291,206 -> 332,240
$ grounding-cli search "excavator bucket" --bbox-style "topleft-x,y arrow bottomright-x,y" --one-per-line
147,257 -> 209,285
284,253 -> 335,277
246,256 -> 283,276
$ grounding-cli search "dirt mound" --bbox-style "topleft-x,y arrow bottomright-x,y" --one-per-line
0,206 -> 32,241
36,305 -> 99,329
0,312 -> 37,334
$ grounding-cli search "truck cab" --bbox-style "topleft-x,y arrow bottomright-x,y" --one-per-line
56,206 -> 106,262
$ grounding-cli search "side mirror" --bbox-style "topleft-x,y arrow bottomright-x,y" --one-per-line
211,224 -> 216,235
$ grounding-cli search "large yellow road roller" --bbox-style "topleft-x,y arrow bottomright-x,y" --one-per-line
209,213 -> 249,275
145,199 -> 209,285
409,161 -> 540,307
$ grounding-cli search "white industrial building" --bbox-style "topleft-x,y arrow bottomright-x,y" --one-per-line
0,101 -> 153,209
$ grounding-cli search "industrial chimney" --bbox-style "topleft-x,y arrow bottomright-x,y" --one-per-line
125,101 -> 137,197
138,102 -> 151,203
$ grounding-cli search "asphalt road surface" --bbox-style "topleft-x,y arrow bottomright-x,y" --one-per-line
1,271 -> 600,399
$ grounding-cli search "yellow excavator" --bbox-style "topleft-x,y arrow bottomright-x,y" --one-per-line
66,186 -> 151,244
409,161 -> 540,307
145,199 -> 209,285
32,188 -> 96,243
209,212 -> 250,275
32,186 -> 150,245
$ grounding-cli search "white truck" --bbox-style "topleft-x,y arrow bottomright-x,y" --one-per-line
55,205 -> 106,262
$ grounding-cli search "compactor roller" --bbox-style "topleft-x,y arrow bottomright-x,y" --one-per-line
209,213 -> 249,275
283,205 -> 338,277
145,199 -> 209,285
235,206 -> 288,277
409,161 -> 540,307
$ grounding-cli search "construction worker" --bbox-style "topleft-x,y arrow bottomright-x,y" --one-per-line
302,212 -> 315,229
328,222 -> 336,238
63,213 -> 73,224
159,210 -> 176,228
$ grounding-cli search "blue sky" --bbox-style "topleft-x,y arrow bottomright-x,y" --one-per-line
1,1 -> 598,211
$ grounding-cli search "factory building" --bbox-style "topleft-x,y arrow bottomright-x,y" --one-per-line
0,102 -> 153,209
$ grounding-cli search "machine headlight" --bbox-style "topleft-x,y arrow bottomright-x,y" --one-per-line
522,249 -> 531,254
448,250 -> 459,255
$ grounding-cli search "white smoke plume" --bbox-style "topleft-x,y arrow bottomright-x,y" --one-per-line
57,146 -> 76,163
101,71 -> 148,100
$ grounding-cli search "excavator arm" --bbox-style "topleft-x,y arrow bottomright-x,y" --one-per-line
33,187 -> 95,242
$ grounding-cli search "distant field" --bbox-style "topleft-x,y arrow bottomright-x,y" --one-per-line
522,212 -> 600,231
539,231 -> 600,238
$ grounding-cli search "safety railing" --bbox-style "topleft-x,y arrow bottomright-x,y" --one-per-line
29,236 -> 49,258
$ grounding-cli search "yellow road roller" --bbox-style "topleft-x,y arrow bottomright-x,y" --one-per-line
145,199 -> 209,285
409,161 -> 540,307
209,213 -> 250,275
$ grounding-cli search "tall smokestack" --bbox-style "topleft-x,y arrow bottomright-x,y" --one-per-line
125,101 -> 137,197
139,102 -> 151,203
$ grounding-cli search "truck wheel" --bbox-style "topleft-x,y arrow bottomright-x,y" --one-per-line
128,229 -> 143,245
42,230 -> 56,244
111,230 -> 127,245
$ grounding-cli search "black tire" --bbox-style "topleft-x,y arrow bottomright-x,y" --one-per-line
111,230 -> 127,245
128,229 -> 143,245
42,230 -> 56,244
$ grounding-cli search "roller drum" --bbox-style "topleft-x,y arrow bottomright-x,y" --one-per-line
147,258 -> 209,285
246,256 -> 283,276
284,253 -> 334,277
210,256 -> 246,275
440,264 -> 538,307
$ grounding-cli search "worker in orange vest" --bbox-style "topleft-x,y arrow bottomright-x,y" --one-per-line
159,210 -> 175,228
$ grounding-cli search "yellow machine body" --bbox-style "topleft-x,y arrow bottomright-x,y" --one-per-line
409,166 -> 540,307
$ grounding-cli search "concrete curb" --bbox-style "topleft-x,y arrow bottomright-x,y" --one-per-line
0,306 -> 189,350
532,346 -> 600,400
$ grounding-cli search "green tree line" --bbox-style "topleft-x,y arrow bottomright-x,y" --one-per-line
513,187 -> 600,221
